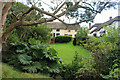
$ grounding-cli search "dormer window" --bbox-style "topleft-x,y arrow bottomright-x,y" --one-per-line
56,29 -> 60,31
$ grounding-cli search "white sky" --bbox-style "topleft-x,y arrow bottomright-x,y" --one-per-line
80,7 -> 118,27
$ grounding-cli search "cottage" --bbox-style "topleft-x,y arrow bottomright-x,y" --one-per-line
46,22 -> 80,38
89,16 -> 120,37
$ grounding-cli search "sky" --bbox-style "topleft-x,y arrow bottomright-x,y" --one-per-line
18,0 -> 119,27
80,7 -> 118,27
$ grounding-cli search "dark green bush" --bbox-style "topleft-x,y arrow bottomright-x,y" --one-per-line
73,38 -> 76,46
2,38 -> 63,76
55,35 -> 72,43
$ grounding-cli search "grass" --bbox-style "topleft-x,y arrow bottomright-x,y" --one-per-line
50,41 -> 93,64
1,63 -> 50,79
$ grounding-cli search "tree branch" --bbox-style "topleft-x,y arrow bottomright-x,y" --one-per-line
2,21 -> 22,43
53,2 -> 66,15
9,11 -> 19,20
2,2 -> 14,28
20,6 -> 34,20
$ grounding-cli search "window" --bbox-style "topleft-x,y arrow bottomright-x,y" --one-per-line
56,33 -> 60,36
53,33 -> 55,37
56,29 -> 60,31
68,30 -> 71,32
75,29 -> 77,32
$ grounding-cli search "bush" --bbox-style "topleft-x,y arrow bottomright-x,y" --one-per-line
82,25 -> 120,77
55,35 -> 72,43
101,58 -> 120,80
73,38 -> 76,46
2,38 -> 63,76
76,27 -> 88,45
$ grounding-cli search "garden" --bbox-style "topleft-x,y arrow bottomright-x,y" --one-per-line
1,1 -> 120,80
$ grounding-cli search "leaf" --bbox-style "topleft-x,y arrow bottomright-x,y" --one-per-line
28,38 -> 36,45
16,49 -> 25,53
48,48 -> 57,55
32,62 -> 42,69
18,54 -> 32,65
23,66 -> 37,73
102,75 -> 110,79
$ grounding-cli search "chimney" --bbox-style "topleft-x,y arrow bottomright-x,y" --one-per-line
109,16 -> 112,20
89,23 -> 91,29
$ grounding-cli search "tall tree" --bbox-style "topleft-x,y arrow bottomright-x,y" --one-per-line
1,0 -> 117,43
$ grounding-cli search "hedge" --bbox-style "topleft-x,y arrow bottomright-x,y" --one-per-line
55,35 -> 72,43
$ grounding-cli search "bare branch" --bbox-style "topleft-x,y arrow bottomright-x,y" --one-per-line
34,0 -> 40,6
77,5 -> 100,13
41,0 -> 53,8
53,2 -> 66,15
82,2 -> 94,10
9,11 -> 19,20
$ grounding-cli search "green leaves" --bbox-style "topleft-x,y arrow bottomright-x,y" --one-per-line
76,27 -> 88,44
18,54 -> 32,65
10,38 -> 62,74
48,48 -> 57,56
23,66 -> 37,73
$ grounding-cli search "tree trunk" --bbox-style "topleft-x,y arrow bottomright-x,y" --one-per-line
0,2 -> 2,62
0,3 -> 3,79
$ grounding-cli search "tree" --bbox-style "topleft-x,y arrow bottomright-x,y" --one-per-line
4,2 -> 51,43
0,0 -> 116,43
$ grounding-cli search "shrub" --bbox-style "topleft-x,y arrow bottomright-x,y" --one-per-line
82,25 -> 120,77
2,38 -> 63,76
73,38 -> 76,46
101,58 -> 120,80
55,35 -> 72,43
76,27 -> 88,45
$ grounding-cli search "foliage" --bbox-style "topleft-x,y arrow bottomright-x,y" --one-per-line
101,59 -> 120,80
5,2 -> 42,30
65,2 -> 116,23
5,2 -> 51,44
76,27 -> 89,45
73,37 -> 76,46
82,25 -> 120,77
7,24 -> 52,43
59,52 -> 83,80
3,38 -> 62,76
76,66 -> 102,79
55,35 -> 72,43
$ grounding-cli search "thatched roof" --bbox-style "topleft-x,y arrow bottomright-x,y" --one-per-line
90,16 -> 120,34
46,22 -> 80,30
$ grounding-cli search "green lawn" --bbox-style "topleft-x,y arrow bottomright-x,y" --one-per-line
1,63 -> 50,79
50,41 -> 93,64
